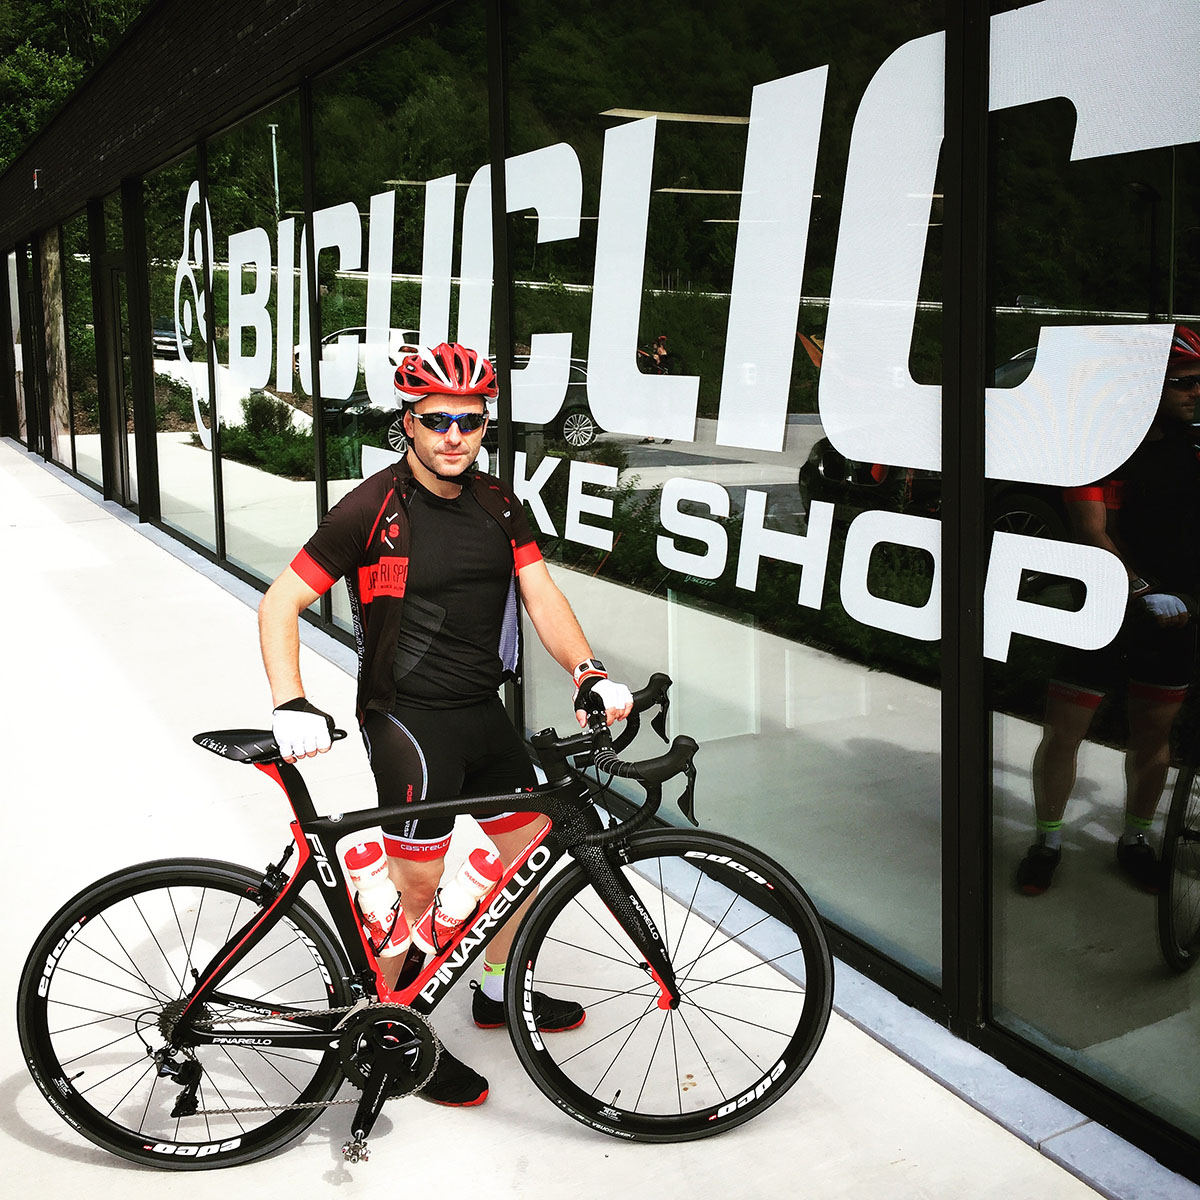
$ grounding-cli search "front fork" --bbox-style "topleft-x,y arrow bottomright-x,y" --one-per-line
571,840 -> 681,1010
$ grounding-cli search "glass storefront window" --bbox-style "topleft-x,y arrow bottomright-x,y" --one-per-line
61,212 -> 103,486
7,249 -> 25,442
206,98 -> 308,582
989,0 -> 1200,1143
309,0 -> 490,633
145,151 -> 216,549
38,227 -> 72,469
505,0 -> 946,980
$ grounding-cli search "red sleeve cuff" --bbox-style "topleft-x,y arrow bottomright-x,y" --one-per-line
512,540 -> 542,573
291,548 -> 337,595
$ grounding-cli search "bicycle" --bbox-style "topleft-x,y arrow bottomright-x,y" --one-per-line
1158,720 -> 1200,971
17,674 -> 833,1169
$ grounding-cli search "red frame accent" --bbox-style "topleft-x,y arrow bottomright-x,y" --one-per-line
379,820 -> 556,1005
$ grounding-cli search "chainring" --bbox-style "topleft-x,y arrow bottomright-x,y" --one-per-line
336,1003 -> 439,1099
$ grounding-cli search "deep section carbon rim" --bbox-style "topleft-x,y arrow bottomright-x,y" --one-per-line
1159,767 -> 1200,973
507,829 -> 832,1141
18,859 -> 352,1169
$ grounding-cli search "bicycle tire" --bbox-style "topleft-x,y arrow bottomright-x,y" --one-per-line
506,828 -> 833,1141
1158,765 -> 1200,972
18,858 -> 354,1169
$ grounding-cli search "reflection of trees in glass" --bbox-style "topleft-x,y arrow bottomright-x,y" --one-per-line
312,2 -> 489,276
62,212 -> 99,432
39,227 -> 72,461
991,102 -> 1199,357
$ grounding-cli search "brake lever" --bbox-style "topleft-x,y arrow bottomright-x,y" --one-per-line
677,758 -> 698,826
651,693 -> 669,743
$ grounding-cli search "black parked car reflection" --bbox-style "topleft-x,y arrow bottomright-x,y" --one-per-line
797,348 -> 1068,544
512,355 -> 602,448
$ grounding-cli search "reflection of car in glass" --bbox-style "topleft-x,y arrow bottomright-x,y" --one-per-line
512,355 -> 602,448
797,348 -> 1069,544
294,327 -> 421,380
152,317 -> 192,360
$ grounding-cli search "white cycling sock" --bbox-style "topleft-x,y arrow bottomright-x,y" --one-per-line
481,960 -> 505,1001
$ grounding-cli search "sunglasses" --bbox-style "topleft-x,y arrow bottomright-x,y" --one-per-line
411,410 -> 489,433
1165,376 -> 1200,391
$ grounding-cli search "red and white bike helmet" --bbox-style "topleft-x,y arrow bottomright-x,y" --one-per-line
394,342 -> 498,401
1169,324 -> 1200,368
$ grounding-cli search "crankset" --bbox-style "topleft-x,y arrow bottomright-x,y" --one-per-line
337,1003 -> 440,1161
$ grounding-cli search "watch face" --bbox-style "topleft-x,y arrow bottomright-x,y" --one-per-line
574,658 -> 606,683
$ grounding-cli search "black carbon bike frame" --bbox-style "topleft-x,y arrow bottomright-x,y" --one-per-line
179,723 -> 689,1058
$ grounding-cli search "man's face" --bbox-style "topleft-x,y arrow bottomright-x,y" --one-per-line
1160,367 -> 1200,426
404,394 -> 488,478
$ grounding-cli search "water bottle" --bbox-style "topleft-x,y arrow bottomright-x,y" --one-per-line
344,841 -> 410,957
410,848 -> 504,955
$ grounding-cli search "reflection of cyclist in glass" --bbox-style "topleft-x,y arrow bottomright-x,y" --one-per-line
1018,326 -> 1200,896
637,334 -> 673,444
258,342 -> 633,1104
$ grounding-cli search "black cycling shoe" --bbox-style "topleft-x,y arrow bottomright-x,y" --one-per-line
470,981 -> 585,1032
1116,835 -> 1162,894
416,1046 -> 488,1107
1015,842 -> 1061,895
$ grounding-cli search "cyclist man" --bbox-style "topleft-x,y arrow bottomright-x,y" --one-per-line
258,342 -> 633,1105
1017,325 -> 1200,895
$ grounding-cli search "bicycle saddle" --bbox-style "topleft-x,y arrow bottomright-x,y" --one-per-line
193,729 -> 280,763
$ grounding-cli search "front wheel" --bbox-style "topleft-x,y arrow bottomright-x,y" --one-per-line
506,828 -> 833,1141
1159,766 -> 1200,972
18,859 -> 354,1169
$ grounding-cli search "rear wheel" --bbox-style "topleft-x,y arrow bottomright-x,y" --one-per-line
1159,766 -> 1200,972
506,828 -> 832,1141
18,859 -> 353,1169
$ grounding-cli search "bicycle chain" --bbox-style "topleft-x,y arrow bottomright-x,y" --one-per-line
183,1000 -> 417,1117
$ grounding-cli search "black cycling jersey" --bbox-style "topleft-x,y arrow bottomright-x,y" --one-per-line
393,482 -> 514,708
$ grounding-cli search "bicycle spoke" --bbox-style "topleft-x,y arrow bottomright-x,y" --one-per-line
198,1068 -> 248,1132
563,896 -> 649,968
222,933 -> 309,989
53,965 -> 169,1008
677,993 -> 787,1068
48,997 -> 157,1029
73,936 -> 174,1005
633,1002 -> 674,1111
126,897 -> 188,998
168,887 -> 202,1001
590,997 -> 664,1099
62,1026 -> 149,1069
217,1045 -> 282,1110
556,993 -> 662,1070
106,1061 -> 159,1123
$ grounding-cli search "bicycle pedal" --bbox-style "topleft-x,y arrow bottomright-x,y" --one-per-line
341,1136 -> 370,1164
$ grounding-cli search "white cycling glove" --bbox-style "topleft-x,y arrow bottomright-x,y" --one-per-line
272,697 -> 335,760
572,659 -> 634,726
1138,593 -> 1189,622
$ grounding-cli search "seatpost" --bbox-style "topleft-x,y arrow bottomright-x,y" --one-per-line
256,760 -> 320,824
